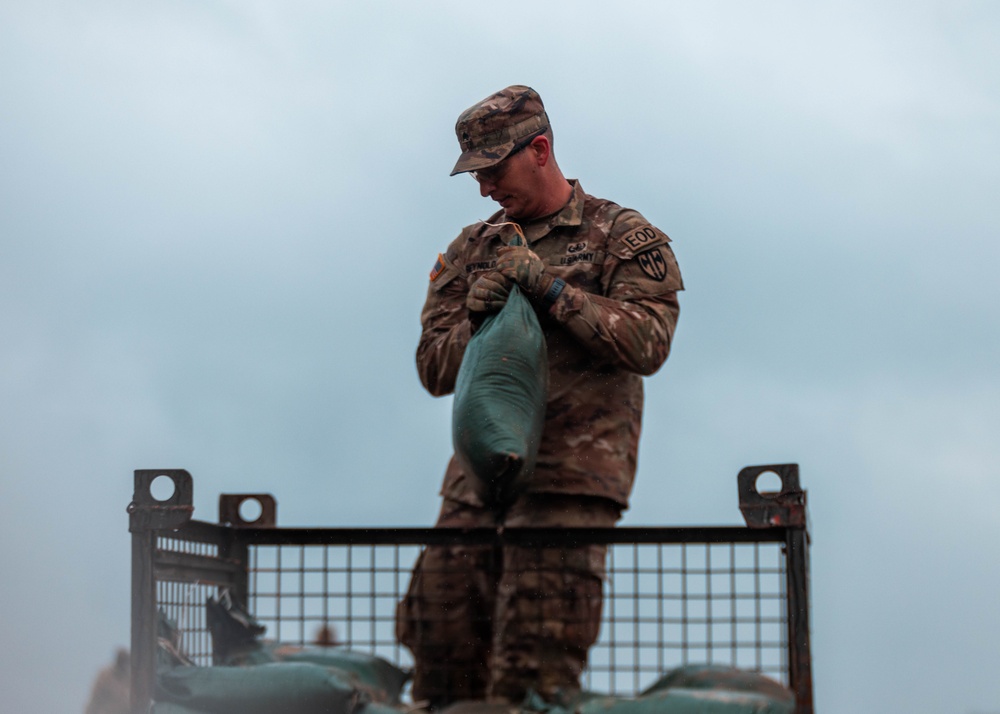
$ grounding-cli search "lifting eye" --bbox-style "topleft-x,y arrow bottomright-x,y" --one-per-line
755,470 -> 783,497
238,497 -> 263,524
150,474 -> 177,502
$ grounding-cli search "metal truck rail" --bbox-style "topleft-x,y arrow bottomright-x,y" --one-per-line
128,463 -> 813,713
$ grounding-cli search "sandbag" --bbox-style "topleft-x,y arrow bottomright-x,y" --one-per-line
228,644 -> 409,703
452,284 -> 547,509
576,688 -> 794,714
517,666 -> 795,714
156,661 -> 366,714
641,665 -> 793,705
152,698 -> 404,714
206,591 -> 409,703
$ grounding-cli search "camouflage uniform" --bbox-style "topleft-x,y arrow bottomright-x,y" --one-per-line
417,179 -> 682,507
84,648 -> 130,714
397,86 -> 683,706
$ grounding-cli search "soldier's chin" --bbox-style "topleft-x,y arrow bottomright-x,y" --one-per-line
499,198 -> 523,218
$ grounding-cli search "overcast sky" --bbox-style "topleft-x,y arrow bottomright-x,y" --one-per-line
1,2 -> 998,713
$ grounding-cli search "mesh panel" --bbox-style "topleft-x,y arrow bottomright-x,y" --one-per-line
154,536 -> 222,666
248,543 -> 419,664
236,539 -> 787,695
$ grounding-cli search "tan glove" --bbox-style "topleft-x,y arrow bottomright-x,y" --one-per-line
496,245 -> 553,301
466,271 -> 512,314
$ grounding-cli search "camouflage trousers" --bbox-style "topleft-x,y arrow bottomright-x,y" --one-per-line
396,493 -> 621,706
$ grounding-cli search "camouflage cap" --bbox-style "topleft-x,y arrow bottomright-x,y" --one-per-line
450,85 -> 550,176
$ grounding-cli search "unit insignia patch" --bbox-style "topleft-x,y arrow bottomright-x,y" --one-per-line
637,248 -> 667,281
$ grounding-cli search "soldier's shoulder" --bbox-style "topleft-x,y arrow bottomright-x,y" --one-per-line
606,208 -> 671,260
580,191 -> 625,222
580,194 -> 667,243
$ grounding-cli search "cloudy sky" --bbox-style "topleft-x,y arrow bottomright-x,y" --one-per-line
1,1 -> 998,712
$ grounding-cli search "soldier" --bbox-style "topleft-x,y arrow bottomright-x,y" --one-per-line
84,648 -> 130,714
397,85 -> 683,707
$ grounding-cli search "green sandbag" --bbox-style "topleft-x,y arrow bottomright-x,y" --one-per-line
452,284 -> 548,509
206,591 -> 409,703
227,643 -> 409,703
577,687 -> 793,714
517,664 -> 795,714
152,699 -> 404,714
156,661 -> 366,714
641,665 -> 793,705
519,677 -> 792,714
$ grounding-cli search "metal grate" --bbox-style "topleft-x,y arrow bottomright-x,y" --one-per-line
595,541 -> 787,693
153,536 -> 223,666
247,543 -> 417,663
241,538 -> 788,696
129,467 -> 812,714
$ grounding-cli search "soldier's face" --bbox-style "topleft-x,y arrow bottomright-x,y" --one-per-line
472,140 -> 545,220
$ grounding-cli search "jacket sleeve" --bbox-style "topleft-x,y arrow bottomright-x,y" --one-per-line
548,214 -> 683,376
415,249 -> 472,396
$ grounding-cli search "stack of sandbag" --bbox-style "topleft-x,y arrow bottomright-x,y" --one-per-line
511,665 -> 795,714
150,594 -> 409,714
154,660 -> 405,714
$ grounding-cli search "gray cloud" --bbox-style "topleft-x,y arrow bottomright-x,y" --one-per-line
1,2 -> 998,712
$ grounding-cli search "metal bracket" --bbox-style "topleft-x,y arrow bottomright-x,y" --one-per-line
218,494 -> 277,527
127,469 -> 195,532
738,463 -> 807,528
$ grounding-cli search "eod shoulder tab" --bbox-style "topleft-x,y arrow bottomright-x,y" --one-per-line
608,211 -> 672,260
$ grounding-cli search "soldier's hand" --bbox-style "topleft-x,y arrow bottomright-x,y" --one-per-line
496,245 -> 552,300
466,271 -> 512,313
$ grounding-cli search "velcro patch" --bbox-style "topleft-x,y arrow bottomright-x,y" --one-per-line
464,259 -> 499,274
623,226 -> 661,252
555,251 -> 598,266
429,253 -> 446,282
637,248 -> 668,281
611,224 -> 670,260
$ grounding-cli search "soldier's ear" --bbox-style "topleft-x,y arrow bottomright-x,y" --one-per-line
527,135 -> 552,167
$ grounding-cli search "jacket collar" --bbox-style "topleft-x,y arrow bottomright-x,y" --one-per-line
516,179 -> 584,245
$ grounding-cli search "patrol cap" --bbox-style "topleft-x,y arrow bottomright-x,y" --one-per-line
450,85 -> 550,176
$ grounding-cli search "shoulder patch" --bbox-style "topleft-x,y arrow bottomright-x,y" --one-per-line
636,248 -> 668,281
428,249 -> 462,292
429,253 -> 446,282
623,226 -> 663,252
609,223 -> 671,260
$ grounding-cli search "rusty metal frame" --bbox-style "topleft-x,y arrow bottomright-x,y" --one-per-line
129,465 -> 813,714
736,463 -> 813,714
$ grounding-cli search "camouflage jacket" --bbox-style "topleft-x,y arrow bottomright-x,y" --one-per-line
418,181 -> 683,508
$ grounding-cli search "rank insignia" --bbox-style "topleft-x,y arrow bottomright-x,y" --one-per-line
637,248 -> 667,281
